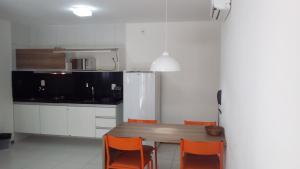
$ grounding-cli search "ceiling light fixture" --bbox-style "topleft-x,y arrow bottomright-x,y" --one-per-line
150,0 -> 180,72
70,5 -> 95,17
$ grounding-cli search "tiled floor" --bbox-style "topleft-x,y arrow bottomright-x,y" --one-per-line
0,135 -> 180,169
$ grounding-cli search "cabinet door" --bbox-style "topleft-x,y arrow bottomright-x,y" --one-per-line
68,106 -> 95,138
40,105 -> 68,136
14,104 -> 40,134
16,49 -> 66,69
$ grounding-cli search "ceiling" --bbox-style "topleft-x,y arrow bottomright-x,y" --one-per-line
0,0 -> 211,25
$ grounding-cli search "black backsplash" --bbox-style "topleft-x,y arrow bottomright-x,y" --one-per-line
12,71 -> 123,104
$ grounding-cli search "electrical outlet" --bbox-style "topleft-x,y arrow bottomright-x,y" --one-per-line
41,80 -> 45,86
111,84 -> 116,90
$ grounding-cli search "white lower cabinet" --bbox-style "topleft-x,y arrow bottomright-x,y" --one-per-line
14,103 -> 121,138
40,105 -> 68,136
68,106 -> 95,138
95,118 -> 116,128
95,107 -> 116,117
95,128 -> 111,138
94,107 -> 117,138
14,104 -> 40,134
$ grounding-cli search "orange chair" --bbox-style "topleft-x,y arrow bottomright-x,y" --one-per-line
128,119 -> 158,124
105,135 -> 153,169
184,120 -> 217,126
180,139 -> 224,169
128,119 -> 158,169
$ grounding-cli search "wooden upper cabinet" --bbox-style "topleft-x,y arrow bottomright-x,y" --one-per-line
16,49 -> 66,69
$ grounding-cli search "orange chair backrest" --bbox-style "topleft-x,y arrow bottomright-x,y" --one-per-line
180,139 -> 223,155
128,119 -> 158,124
180,139 -> 224,169
105,135 -> 142,151
105,135 -> 145,169
184,120 -> 217,126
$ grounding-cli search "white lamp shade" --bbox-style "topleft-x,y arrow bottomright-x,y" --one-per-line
150,52 -> 180,72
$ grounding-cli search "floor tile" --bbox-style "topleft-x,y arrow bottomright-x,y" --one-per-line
157,143 -> 178,160
0,136 -> 178,169
158,158 -> 173,169
82,164 -> 99,169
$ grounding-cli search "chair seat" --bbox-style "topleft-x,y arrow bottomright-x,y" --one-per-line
183,154 -> 220,169
110,150 -> 152,169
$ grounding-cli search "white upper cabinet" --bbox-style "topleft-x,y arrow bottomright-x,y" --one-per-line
67,106 -> 95,138
14,104 -> 40,134
39,105 -> 68,136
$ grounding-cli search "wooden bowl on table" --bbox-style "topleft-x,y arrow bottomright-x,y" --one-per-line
205,126 -> 224,136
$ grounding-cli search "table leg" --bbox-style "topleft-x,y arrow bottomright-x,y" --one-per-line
102,136 -> 106,169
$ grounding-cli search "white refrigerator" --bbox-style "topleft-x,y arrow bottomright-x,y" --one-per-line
123,71 -> 161,122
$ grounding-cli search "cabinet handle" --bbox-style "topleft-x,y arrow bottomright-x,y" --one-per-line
96,127 -> 112,130
95,116 -> 115,119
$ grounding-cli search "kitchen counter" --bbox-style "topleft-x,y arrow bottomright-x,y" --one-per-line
14,98 -> 123,107
14,102 -> 122,108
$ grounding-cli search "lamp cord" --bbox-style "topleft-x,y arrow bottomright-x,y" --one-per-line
164,0 -> 168,52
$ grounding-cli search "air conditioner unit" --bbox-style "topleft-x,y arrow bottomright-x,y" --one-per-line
211,0 -> 231,21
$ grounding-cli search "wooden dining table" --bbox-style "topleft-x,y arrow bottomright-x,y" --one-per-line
102,122 -> 225,168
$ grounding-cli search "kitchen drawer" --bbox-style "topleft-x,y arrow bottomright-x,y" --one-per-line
95,128 -> 111,138
95,118 -> 116,128
94,107 -> 116,118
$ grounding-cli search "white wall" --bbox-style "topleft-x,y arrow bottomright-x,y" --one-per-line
126,22 -> 220,123
11,23 -> 126,70
11,23 -> 30,69
0,19 -> 13,133
11,21 -> 221,124
221,0 -> 300,169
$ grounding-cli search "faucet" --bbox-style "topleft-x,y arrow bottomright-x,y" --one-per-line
85,82 -> 95,100
91,86 -> 95,100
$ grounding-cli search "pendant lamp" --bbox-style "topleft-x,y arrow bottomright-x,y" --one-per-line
150,0 -> 180,72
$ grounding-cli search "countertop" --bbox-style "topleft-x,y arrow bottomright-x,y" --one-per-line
13,97 -> 123,107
